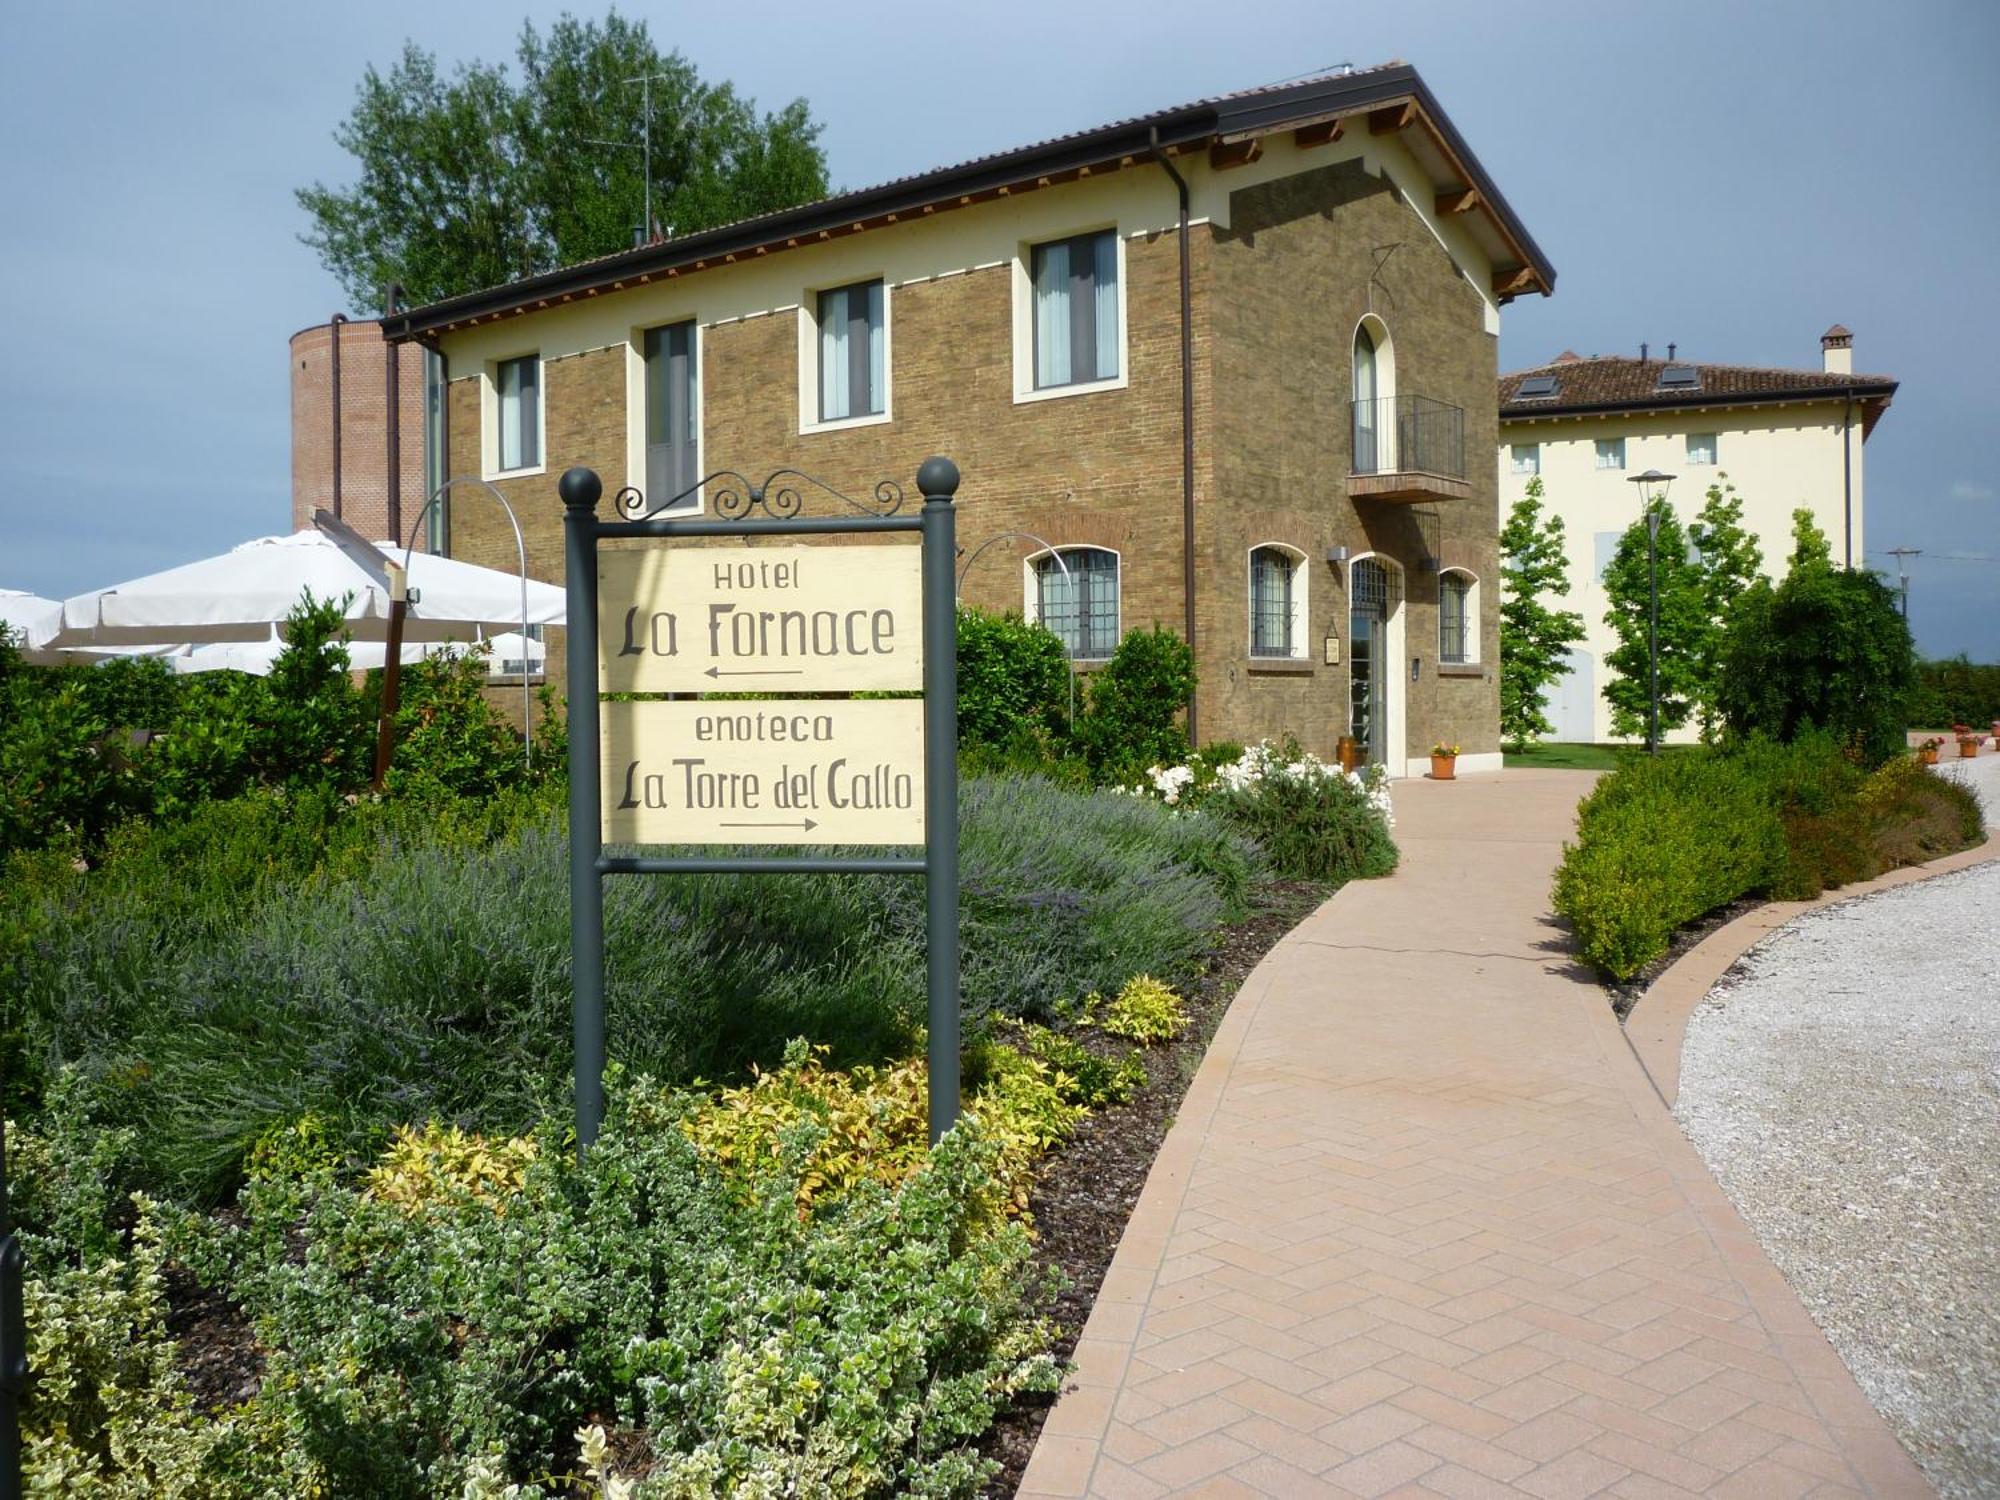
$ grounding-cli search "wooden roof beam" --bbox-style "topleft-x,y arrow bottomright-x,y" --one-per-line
1293,118 -> 1345,149
1436,188 -> 1479,215
1369,101 -> 1417,135
1209,137 -> 1263,171
1493,266 -> 1538,298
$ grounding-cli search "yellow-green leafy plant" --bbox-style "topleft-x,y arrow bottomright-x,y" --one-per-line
681,1040 -> 933,1216
364,1120 -> 538,1216
1098,975 -> 1189,1044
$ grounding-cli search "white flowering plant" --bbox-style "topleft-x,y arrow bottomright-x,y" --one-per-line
1128,737 -> 1398,882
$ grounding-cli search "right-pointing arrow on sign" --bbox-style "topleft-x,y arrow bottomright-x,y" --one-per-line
718,818 -> 818,832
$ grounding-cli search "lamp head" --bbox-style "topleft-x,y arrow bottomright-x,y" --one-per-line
1627,468 -> 1676,506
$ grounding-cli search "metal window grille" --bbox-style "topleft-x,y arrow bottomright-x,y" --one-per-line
1250,548 -> 1296,656
1350,556 -> 1400,617
1439,573 -> 1470,663
1035,548 -> 1118,658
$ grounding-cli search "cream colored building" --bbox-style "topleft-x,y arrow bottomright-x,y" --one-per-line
1497,328 -> 1896,743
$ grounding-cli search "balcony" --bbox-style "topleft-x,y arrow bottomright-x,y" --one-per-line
1349,393 -> 1471,503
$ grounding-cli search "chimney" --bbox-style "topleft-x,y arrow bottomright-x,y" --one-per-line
1639,341 -> 1649,363
1821,324 -> 1853,375
1666,342 -> 1677,362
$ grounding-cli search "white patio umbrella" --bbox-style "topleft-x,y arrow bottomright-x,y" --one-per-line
1,589 -> 63,659
51,531 -> 564,648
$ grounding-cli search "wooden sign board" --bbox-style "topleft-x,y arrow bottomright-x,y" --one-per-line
599,545 -> 922,693
602,698 -> 924,845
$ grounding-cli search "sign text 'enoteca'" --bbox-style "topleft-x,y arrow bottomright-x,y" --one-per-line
602,698 -> 924,845
599,545 -> 922,693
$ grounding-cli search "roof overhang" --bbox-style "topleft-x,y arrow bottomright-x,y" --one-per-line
1502,381 -> 1899,438
385,64 -> 1556,343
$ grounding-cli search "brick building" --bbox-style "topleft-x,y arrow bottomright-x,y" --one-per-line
290,317 -> 436,546
383,64 -> 1554,775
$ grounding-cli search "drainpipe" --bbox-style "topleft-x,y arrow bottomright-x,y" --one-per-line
384,285 -> 404,545
1151,125 -> 1198,745
328,312 -> 347,520
1841,388 -> 1854,570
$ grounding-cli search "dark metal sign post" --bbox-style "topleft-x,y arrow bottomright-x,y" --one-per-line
561,456 -> 961,1147
1,1117 -> 24,1500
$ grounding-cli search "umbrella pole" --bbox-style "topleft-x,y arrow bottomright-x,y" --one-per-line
371,592 -> 409,793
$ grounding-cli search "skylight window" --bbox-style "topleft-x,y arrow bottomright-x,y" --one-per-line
1658,364 -> 1700,390
1515,374 -> 1560,399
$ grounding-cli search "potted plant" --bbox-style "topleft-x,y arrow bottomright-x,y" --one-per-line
1917,736 -> 1944,767
1430,742 -> 1460,780
1954,724 -> 1981,758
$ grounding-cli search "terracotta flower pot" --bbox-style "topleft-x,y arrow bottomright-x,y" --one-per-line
1336,736 -> 1363,773
1918,747 -> 1939,766
1958,737 -> 1980,759
1430,753 -> 1457,780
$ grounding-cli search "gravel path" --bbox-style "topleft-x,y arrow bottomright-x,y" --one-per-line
1677,861 -> 2000,1500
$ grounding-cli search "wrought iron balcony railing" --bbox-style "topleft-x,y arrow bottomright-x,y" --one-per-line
1350,393 -> 1468,482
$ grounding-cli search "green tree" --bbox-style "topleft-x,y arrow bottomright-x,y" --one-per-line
1787,506 -> 1835,573
1686,475 -> 1765,738
1498,478 -> 1586,749
1601,500 -> 1707,740
1717,565 -> 1916,766
298,13 -> 830,306
1079,627 -> 1197,779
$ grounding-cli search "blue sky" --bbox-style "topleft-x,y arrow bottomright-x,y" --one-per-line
1,0 -> 1993,656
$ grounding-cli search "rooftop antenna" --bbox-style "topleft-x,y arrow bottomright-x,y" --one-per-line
1885,547 -> 1921,618
584,70 -> 686,244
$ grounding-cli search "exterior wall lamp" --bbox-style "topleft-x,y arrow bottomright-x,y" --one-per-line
1626,469 -> 1675,754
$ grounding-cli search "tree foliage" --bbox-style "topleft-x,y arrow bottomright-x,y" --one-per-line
1498,478 -> 1586,749
1716,562 -> 1916,766
1787,506 -> 1835,572
1601,501 -> 1708,740
298,13 -> 830,306
1685,476 -> 1765,738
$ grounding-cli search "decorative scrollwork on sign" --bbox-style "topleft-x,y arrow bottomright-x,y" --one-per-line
613,469 -> 907,522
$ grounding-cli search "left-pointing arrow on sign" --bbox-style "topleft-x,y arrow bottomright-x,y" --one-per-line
704,666 -> 807,678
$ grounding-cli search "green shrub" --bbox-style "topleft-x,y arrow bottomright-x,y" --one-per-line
1552,752 -> 1786,979
385,644 -> 527,800
1716,565 -> 1916,766
1205,742 -> 1399,884
956,606 -> 1074,754
1078,626 -> 1196,779
1909,655 -> 2000,729
7,773 -> 1256,1197
1861,754 -> 1987,865
145,1075 -> 1055,1497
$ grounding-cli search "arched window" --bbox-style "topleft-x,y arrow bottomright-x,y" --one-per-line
1438,569 -> 1477,665
1352,323 -> 1385,473
1249,545 -> 1304,658
1031,547 -> 1119,659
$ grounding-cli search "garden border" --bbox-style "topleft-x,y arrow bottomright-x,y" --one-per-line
1622,835 -> 1999,1109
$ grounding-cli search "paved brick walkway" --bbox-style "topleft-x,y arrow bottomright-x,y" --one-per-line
1019,770 -> 1930,1499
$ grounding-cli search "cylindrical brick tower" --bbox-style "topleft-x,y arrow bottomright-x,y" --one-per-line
290,318 -> 431,544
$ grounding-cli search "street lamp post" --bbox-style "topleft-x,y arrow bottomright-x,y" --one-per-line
1627,469 -> 1675,755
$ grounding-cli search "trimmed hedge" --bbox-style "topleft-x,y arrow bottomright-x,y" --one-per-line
1553,736 -> 1986,979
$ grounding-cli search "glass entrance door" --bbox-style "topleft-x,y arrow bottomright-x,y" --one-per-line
1349,558 -> 1390,766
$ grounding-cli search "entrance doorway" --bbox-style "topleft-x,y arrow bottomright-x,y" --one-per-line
1348,557 -> 1403,769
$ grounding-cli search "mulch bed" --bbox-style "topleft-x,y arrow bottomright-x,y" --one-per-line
979,879 -> 1330,1498
1602,896 -> 1765,1020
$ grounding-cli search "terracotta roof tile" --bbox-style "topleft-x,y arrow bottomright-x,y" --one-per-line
1499,354 -> 1895,416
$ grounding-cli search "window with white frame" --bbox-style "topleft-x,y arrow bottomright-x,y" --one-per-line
1510,443 -> 1540,476
495,354 -> 541,472
1031,547 -> 1119,658
1594,437 -> 1625,471
817,280 -> 885,422
1438,570 -> 1475,664
1249,547 -> 1302,658
1031,231 -> 1119,389
644,321 -> 698,504
1685,432 -> 1718,465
